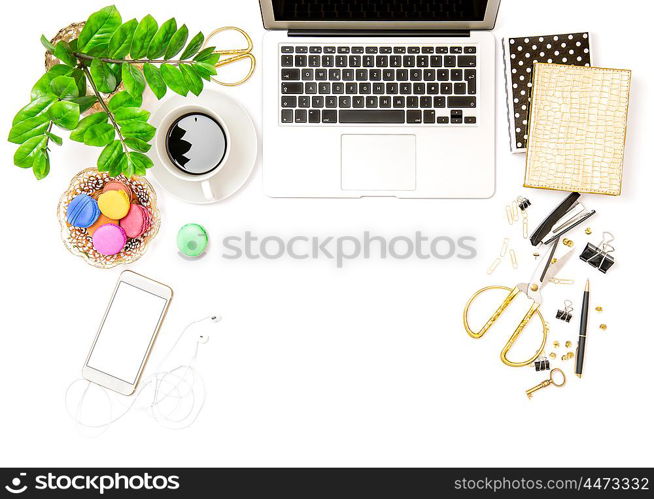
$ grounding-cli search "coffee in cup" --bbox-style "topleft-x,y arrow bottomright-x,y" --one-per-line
165,113 -> 228,176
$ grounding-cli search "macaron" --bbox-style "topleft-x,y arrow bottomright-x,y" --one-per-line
87,214 -> 119,236
92,224 -> 127,256
102,181 -> 133,201
98,189 -> 130,219
119,204 -> 151,238
177,223 -> 209,257
67,193 -> 100,228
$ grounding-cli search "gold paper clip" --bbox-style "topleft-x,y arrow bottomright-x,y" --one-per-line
549,277 -> 575,285
202,26 -> 256,86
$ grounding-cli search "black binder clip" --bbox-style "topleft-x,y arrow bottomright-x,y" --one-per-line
556,300 -> 573,322
529,192 -> 596,247
517,196 -> 531,211
580,232 -> 615,274
534,357 -> 550,372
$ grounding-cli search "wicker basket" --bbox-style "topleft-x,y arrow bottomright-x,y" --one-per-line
46,22 -> 122,115
58,168 -> 161,269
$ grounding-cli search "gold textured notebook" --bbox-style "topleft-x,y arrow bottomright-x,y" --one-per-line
524,63 -> 631,196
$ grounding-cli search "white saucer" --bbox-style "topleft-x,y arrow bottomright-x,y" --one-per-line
149,90 -> 258,204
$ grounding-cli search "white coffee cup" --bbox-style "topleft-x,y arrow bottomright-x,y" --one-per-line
155,104 -> 231,201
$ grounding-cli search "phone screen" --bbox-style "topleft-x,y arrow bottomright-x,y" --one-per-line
86,282 -> 168,384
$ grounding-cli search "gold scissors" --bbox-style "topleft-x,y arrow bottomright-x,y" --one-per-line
202,26 -> 256,86
463,238 -> 573,367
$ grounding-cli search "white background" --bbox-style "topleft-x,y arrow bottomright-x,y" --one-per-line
0,0 -> 652,467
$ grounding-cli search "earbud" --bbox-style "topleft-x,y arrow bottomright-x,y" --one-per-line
193,314 -> 222,324
196,314 -> 221,344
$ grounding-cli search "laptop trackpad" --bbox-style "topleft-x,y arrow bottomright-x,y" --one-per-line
341,135 -> 416,191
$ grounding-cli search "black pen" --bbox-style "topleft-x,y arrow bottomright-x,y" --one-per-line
575,279 -> 590,377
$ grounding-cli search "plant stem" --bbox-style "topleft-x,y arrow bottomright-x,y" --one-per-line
74,52 -> 192,66
81,64 -> 127,153
44,121 -> 53,149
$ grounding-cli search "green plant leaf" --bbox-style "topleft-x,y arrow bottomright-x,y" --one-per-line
31,65 -> 73,99
41,35 -> 55,53
130,15 -> 157,59
8,122 -> 49,145
90,59 -> 118,93
97,140 -> 124,172
9,95 -> 57,143
14,135 -> 48,167
77,5 -> 122,56
12,95 -> 57,126
71,96 -> 97,113
53,41 -> 77,67
121,121 -> 156,142
200,53 -> 220,65
114,107 -> 150,125
193,47 -> 215,61
127,151 -> 153,176
48,64 -> 74,76
164,24 -> 188,59
50,75 -> 79,99
194,46 -> 219,65
160,64 -> 188,96
84,123 -> 115,146
70,68 -> 87,97
32,150 -> 51,179
112,152 -> 129,177
121,64 -> 145,98
46,131 -> 63,146
108,62 -> 123,85
143,63 -> 167,99
124,137 -> 151,152
180,32 -> 204,59
180,64 -> 203,96
147,18 -> 177,59
48,100 -> 80,130
70,112 -> 108,142
108,91 -> 142,112
108,18 -> 138,58
31,75 -> 55,99
192,61 -> 217,80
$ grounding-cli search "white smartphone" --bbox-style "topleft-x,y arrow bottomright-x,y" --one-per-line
83,270 -> 173,395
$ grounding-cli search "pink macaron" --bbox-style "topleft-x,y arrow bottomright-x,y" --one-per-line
119,204 -> 151,239
92,224 -> 127,256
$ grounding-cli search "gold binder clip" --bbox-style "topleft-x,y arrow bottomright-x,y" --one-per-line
202,26 -> 256,86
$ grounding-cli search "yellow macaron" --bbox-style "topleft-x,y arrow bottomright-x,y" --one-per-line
98,189 -> 131,220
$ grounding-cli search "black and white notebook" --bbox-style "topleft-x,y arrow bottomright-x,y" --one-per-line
502,32 -> 592,153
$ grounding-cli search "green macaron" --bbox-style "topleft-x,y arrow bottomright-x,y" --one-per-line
177,223 -> 208,257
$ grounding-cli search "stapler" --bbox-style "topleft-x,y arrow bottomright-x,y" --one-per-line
530,192 -> 596,247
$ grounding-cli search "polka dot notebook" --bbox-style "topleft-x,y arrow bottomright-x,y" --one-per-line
502,33 -> 592,153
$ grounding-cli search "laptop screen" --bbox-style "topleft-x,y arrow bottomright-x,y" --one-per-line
270,0 -> 489,22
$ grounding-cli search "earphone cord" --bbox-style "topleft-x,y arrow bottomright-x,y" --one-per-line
64,317 -> 215,431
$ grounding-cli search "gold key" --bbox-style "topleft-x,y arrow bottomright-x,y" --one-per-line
525,368 -> 566,399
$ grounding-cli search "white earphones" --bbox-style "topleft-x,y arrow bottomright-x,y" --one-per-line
65,314 -> 222,433
198,315 -> 221,344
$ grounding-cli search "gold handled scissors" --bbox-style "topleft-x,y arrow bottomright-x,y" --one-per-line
463,238 -> 573,367
202,26 -> 256,86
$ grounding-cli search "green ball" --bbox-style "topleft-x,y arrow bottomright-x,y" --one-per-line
177,223 -> 208,257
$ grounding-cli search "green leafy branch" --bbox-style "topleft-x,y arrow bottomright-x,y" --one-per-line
8,5 -> 220,180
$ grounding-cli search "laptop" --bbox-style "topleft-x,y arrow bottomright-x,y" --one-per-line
260,0 -> 500,198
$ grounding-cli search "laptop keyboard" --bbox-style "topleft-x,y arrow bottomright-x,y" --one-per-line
279,44 -> 478,125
